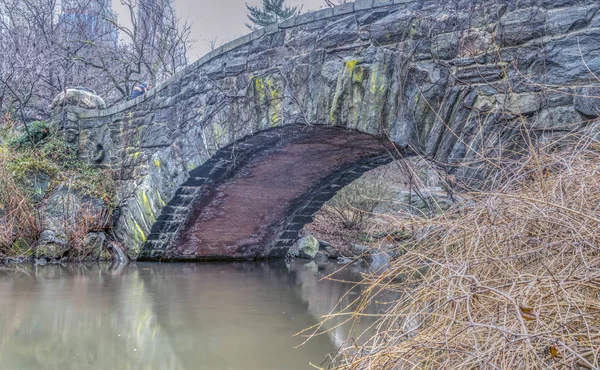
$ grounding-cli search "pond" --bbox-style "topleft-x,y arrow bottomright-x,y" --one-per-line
0,260 -> 389,370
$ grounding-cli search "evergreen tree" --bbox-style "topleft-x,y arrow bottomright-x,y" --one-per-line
245,0 -> 300,30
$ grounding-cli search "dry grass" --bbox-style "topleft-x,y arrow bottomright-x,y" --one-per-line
0,154 -> 40,254
63,206 -> 112,261
321,133 -> 600,369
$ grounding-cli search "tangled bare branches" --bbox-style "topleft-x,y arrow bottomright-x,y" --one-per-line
320,130 -> 600,369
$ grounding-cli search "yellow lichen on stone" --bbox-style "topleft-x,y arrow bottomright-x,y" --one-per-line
132,219 -> 146,243
153,159 -> 161,168
254,77 -> 266,103
267,78 -> 282,127
270,110 -> 279,126
354,66 -> 364,83
133,152 -> 141,160
345,59 -> 358,71
142,191 -> 155,220
370,64 -> 386,97
156,190 -> 166,207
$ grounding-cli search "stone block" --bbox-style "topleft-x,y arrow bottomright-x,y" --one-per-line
534,106 -> 583,130
333,2 -> 354,16
502,93 -> 541,116
370,8 -> 412,44
264,23 -> 279,35
373,0 -> 393,8
574,87 -> 600,118
249,28 -> 266,41
195,52 -> 213,67
546,6 -> 596,36
354,0 -> 373,11
279,17 -> 296,28
498,7 -> 546,45
221,34 -> 251,53
317,15 -> 359,49
224,57 -> 248,75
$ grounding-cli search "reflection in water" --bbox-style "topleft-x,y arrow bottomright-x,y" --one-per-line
0,261 -> 389,370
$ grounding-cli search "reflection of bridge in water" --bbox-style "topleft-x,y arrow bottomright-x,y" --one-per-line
0,262 -> 393,370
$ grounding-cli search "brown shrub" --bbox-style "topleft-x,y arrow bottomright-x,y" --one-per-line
326,134 -> 600,369
0,152 -> 40,255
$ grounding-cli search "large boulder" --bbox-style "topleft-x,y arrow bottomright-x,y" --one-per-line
296,235 -> 320,259
35,230 -> 68,260
83,232 -> 113,261
40,186 -> 111,242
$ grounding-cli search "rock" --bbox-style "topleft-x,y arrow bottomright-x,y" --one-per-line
34,258 -> 48,266
499,7 -> 546,45
317,239 -> 339,258
85,232 -> 111,261
40,186 -> 110,240
533,106 -> 583,130
313,251 -> 329,264
286,245 -> 300,259
369,9 -> 412,45
3,256 -> 31,264
108,242 -> 128,264
545,6 -> 596,36
574,87 -> 600,118
296,235 -> 319,259
351,244 -> 369,256
323,246 -> 340,258
365,252 -> 390,270
318,239 -> 331,249
317,15 -> 358,49
35,243 -> 64,260
431,32 -> 459,60
337,256 -> 354,264
36,230 -> 68,260
39,230 -> 58,245
502,93 -> 542,116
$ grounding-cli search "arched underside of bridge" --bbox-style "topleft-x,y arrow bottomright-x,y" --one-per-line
137,125 -> 400,261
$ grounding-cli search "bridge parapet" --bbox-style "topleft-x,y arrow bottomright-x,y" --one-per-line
52,0 -> 600,256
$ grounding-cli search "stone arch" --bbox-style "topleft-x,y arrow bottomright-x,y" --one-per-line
138,125 -> 403,261
52,0 -> 600,257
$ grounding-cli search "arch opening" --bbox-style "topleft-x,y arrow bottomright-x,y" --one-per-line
138,125 -> 407,261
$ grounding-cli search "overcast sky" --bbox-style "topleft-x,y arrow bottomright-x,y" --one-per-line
114,0 -> 327,60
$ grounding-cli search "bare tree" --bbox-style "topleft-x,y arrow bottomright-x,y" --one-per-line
0,0 -> 192,124
80,0 -> 192,99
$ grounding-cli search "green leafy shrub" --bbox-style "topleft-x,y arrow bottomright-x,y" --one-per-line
7,121 -> 50,149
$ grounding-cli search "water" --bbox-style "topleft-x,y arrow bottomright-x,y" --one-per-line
0,260 -> 386,370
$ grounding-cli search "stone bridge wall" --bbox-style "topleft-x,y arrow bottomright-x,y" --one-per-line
52,0 -> 600,256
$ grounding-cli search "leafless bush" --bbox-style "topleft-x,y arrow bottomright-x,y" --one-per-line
321,131 -> 600,369
59,197 -> 112,261
323,176 -> 395,231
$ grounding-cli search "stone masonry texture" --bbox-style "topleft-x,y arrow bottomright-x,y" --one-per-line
51,0 -> 600,258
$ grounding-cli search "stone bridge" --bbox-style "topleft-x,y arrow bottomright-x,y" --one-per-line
51,0 -> 600,260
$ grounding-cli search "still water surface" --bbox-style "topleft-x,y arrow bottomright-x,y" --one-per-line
0,261 -> 384,370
